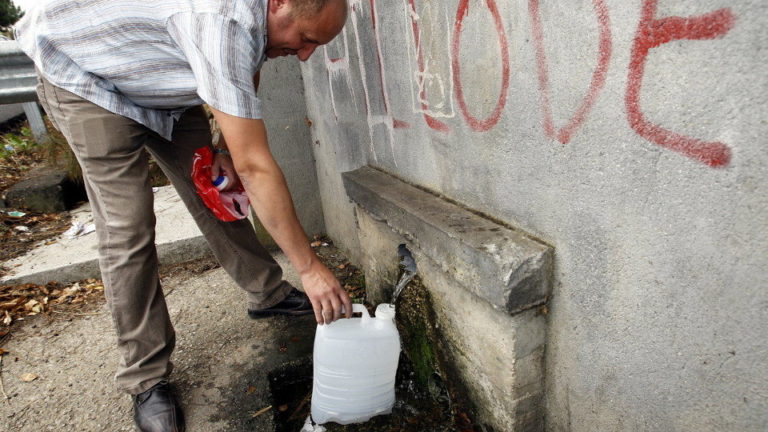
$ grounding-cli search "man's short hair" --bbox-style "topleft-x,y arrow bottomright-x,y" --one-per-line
290,0 -> 344,18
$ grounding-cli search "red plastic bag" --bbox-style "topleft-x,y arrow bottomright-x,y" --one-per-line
191,146 -> 250,222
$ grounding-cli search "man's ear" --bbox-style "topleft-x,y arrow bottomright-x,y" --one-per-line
269,0 -> 289,13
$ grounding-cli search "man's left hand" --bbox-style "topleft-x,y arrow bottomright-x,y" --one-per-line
211,150 -> 242,191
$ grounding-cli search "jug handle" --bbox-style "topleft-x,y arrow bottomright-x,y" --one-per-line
342,303 -> 371,321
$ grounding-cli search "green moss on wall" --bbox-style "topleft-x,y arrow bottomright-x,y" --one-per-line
393,272 -> 489,431
395,275 -> 441,388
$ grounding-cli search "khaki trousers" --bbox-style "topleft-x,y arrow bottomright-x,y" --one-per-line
36,75 -> 293,394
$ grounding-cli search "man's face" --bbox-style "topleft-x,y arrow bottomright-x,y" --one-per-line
266,0 -> 347,61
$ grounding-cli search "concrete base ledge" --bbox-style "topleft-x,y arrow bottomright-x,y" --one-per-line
342,166 -> 553,314
0,237 -> 213,286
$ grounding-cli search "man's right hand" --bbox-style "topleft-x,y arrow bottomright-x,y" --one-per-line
300,258 -> 352,324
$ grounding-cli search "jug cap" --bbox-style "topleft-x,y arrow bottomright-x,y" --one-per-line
375,304 -> 396,320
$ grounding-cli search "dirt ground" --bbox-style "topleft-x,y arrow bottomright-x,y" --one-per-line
0,244 -> 366,431
0,254 -> 298,431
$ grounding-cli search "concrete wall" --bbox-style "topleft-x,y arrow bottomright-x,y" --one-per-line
301,0 -> 768,430
259,57 -> 325,238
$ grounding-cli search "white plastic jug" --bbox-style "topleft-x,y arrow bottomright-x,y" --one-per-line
311,303 -> 400,425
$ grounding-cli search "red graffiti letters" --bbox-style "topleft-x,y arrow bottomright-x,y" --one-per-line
337,1 -> 738,168
452,0 -> 510,132
529,0 -> 612,144
626,0 -> 735,167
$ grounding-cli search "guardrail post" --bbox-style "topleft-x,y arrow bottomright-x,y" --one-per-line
22,101 -> 47,143
0,41 -> 46,143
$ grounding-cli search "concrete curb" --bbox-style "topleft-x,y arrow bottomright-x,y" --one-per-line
1,186 -> 212,286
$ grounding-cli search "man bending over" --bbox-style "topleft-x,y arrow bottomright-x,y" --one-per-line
15,0 -> 351,430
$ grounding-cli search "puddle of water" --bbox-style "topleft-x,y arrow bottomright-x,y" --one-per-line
268,357 -> 314,432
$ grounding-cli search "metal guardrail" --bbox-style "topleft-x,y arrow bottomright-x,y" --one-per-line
0,40 -> 47,142
0,40 -> 37,104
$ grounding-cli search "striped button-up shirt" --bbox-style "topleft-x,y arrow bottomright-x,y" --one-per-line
15,0 -> 268,140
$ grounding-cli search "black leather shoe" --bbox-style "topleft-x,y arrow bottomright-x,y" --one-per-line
248,288 -> 313,319
133,380 -> 185,432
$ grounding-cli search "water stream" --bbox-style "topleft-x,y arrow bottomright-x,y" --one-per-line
391,270 -> 415,304
391,244 -> 417,304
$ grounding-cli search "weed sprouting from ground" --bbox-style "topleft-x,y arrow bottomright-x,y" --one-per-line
1,126 -> 38,162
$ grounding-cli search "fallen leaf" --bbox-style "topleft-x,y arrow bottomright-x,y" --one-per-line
310,241 -> 322,248
0,348 -> 8,355
0,298 -> 25,310
246,385 -> 257,394
337,264 -> 346,269
63,283 -> 82,295
20,373 -> 38,382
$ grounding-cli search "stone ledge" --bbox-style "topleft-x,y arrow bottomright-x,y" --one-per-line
342,166 -> 553,315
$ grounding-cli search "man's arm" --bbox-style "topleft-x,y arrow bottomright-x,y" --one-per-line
210,107 -> 351,324
209,71 -> 261,190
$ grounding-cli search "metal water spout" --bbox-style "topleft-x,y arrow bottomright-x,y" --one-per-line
391,244 -> 417,304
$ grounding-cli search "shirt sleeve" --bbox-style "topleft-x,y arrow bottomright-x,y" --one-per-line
166,12 -> 264,119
